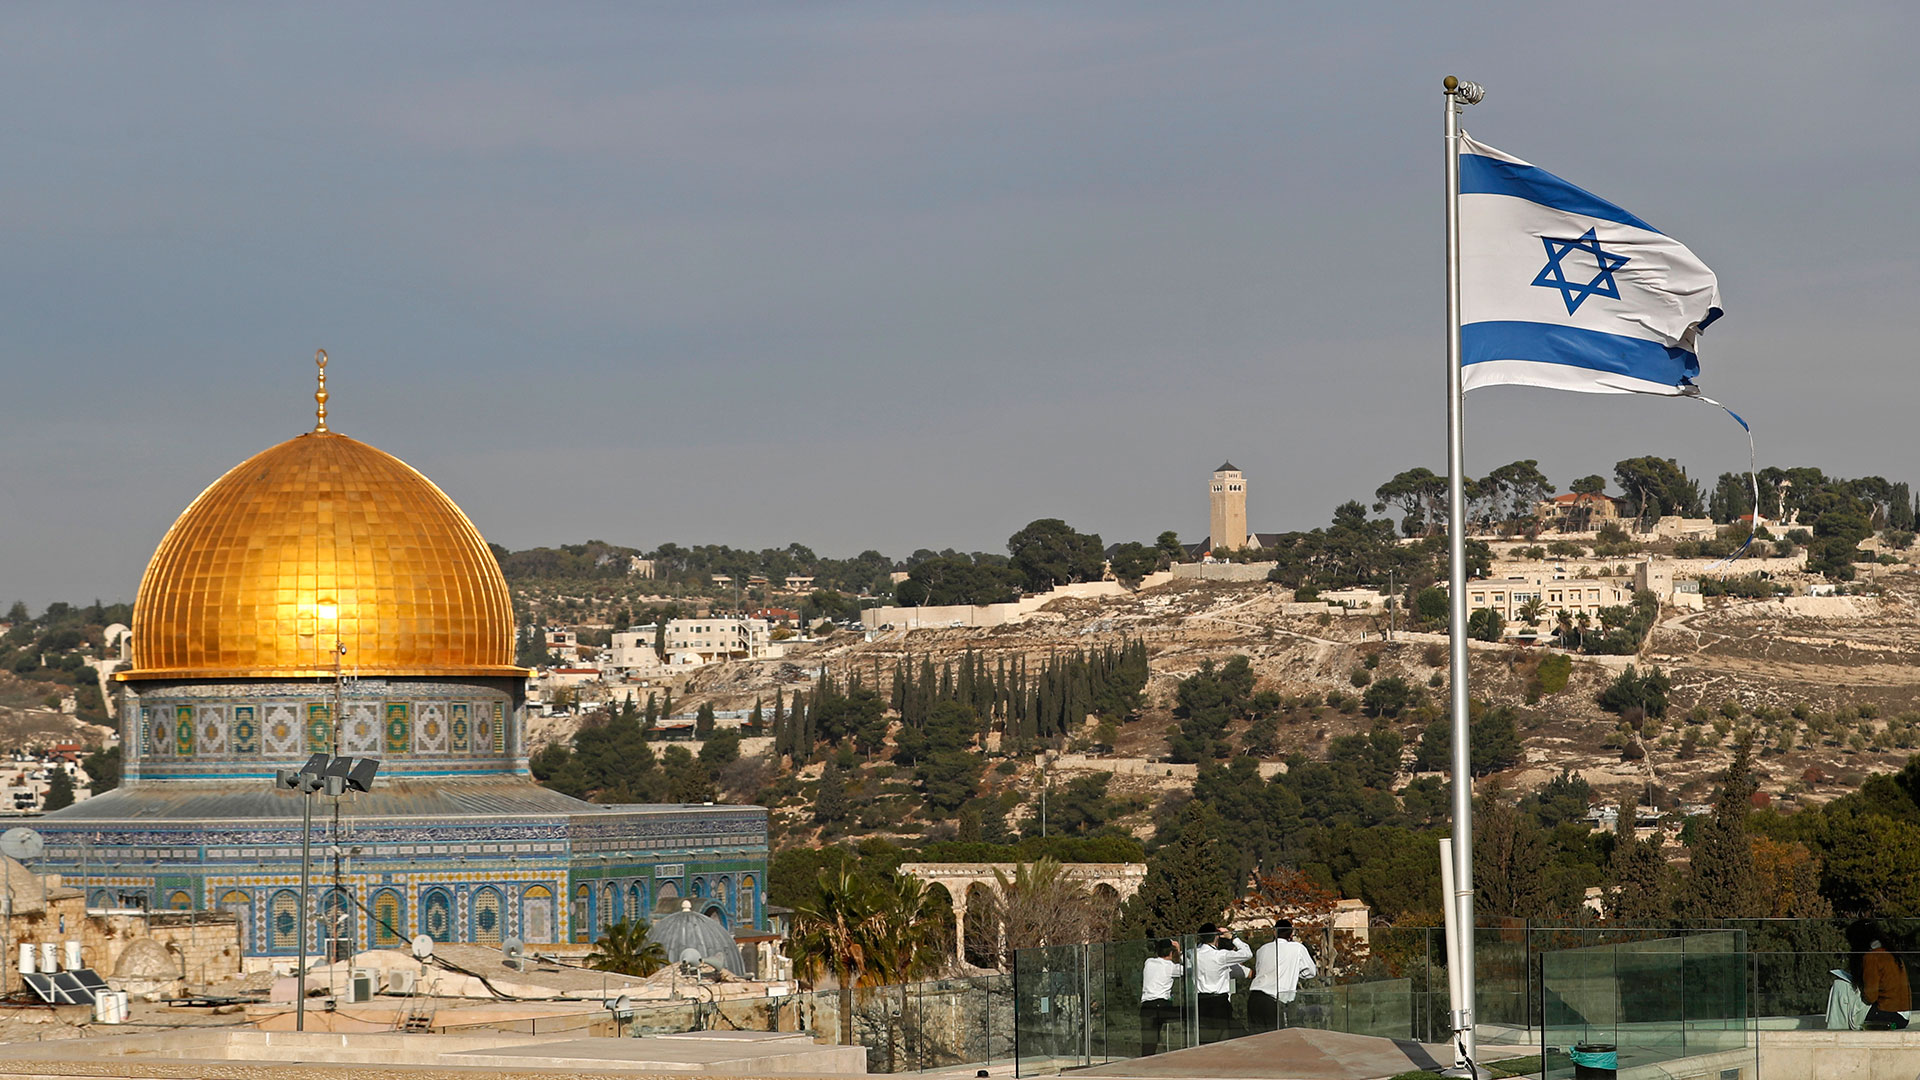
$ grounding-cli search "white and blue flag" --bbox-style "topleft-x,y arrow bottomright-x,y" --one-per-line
1459,134 -> 1723,396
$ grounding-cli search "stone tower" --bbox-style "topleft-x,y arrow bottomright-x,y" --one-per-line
1209,462 -> 1249,553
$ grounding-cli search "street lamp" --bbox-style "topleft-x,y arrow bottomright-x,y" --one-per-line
275,752 -> 379,1031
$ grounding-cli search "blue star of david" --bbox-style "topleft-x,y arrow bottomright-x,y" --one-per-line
1532,227 -> 1630,315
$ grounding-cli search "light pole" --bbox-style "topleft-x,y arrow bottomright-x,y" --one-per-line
276,753 -> 379,1031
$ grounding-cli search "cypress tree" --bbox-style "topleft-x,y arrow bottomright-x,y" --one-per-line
1678,738 -> 1765,918
1116,804 -> 1232,938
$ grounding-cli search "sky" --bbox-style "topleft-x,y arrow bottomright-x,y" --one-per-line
3,2 -> 1917,608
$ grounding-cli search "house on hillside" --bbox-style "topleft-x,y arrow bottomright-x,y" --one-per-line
1537,492 -> 1624,532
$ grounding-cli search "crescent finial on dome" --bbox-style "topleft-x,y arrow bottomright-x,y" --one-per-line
314,348 -> 330,433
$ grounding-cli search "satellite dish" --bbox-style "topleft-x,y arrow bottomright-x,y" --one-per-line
0,828 -> 44,861
411,934 -> 435,960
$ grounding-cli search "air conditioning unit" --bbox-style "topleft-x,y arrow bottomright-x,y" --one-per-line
386,968 -> 417,995
349,969 -> 375,1003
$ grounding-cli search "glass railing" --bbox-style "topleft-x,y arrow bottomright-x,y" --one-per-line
1534,928 -> 1753,1080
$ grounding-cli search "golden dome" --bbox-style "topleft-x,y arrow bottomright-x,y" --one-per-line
122,430 -> 523,680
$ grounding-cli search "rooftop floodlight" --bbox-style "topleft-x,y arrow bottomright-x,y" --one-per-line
345,757 -> 380,792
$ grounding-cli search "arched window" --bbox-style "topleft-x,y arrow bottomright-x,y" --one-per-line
599,882 -> 615,933
655,880 -> 681,913
421,888 -> 454,942
522,886 -> 554,944
571,884 -> 592,943
168,890 -> 192,911
704,904 -> 729,928
691,876 -> 707,899
628,882 -> 647,922
321,889 -> 356,960
270,890 -> 301,953
372,889 -> 405,947
220,890 -> 253,954
737,875 -> 755,925
472,886 -> 503,944
714,878 -> 730,915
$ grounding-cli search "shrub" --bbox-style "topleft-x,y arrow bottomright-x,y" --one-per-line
1597,665 -> 1671,719
1533,653 -> 1573,695
1362,676 -> 1420,718
1422,642 -> 1446,667
1467,607 -> 1504,642
1349,667 -> 1373,688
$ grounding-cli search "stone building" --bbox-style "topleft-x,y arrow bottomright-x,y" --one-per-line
1208,462 -> 1251,553
33,358 -> 767,964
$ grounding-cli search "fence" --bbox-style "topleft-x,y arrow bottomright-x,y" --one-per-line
587,918 -> 1908,1076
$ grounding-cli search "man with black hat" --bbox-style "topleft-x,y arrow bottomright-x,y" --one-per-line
1249,920 -> 1318,1031
1194,922 -> 1251,1043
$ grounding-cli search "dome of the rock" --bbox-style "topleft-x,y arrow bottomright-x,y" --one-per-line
123,430 -> 519,680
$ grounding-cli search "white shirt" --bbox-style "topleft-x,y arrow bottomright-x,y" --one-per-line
1195,938 -> 1252,995
1141,956 -> 1181,1003
1250,938 -> 1318,1002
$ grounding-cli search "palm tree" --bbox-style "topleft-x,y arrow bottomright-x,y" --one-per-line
790,868 -> 877,1044
588,918 -> 668,976
1518,596 -> 1546,627
863,874 -> 946,984
1555,609 -> 1575,645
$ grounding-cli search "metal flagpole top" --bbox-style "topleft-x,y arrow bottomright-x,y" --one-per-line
1444,75 -> 1486,104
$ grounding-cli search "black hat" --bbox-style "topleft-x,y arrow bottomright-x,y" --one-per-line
1199,923 -> 1220,936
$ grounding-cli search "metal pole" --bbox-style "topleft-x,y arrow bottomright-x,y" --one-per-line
297,789 -> 312,1031
1442,72 -> 1483,1071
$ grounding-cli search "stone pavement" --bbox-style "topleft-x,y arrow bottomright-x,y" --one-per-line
1076,1027 -> 1453,1080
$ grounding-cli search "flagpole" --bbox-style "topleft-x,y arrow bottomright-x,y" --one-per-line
1443,72 -> 1484,1075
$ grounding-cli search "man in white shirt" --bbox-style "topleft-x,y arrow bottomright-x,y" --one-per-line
1138,939 -> 1183,1055
1249,919 -> 1318,1030
1194,923 -> 1252,1043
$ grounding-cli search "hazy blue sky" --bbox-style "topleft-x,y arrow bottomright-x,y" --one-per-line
4,2 -> 1916,607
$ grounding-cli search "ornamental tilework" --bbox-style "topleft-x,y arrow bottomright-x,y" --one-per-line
263,704 -> 301,755
306,703 -> 333,752
149,709 -> 169,757
493,702 -> 506,753
343,703 -> 380,754
231,706 -> 258,754
175,705 -> 195,756
385,702 -> 410,754
197,705 -> 227,755
415,702 -> 447,754
473,710 -> 494,756
450,703 -> 469,752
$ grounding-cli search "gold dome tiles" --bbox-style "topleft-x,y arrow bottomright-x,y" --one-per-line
121,431 -> 523,680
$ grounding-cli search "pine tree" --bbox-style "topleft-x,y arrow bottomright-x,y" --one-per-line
1116,804 -> 1232,938
43,769 -> 75,812
1678,738 -> 1764,918
1607,795 -> 1672,922
814,760 -> 850,828
749,697 -> 764,732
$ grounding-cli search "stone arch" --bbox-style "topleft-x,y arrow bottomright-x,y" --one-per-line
923,882 -> 958,965
421,887 -> 454,942
704,903 -> 729,928
963,881 -> 998,968
655,879 -> 681,913
471,886 -> 504,944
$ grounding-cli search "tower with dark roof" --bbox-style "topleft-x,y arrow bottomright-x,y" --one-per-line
1209,462 -> 1249,553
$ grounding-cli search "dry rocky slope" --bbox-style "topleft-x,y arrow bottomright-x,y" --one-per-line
538,568 -> 1920,824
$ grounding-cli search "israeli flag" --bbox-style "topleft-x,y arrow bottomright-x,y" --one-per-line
1459,134 -> 1722,395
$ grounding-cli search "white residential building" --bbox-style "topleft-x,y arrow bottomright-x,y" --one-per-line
607,629 -> 668,678
661,616 -> 783,666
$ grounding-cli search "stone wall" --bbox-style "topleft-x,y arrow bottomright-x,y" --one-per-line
1170,561 -> 1276,582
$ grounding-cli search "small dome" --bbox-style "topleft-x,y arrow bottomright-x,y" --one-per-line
646,900 -> 744,975
123,431 -> 521,680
